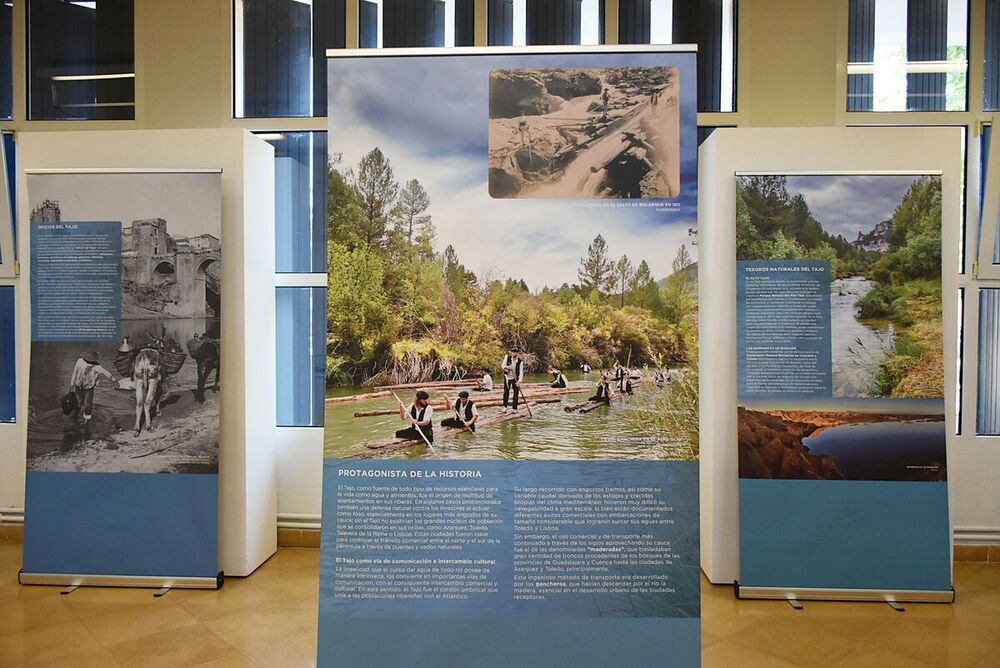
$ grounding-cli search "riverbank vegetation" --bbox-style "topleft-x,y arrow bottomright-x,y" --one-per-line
327,147 -> 698,387
736,175 -> 943,398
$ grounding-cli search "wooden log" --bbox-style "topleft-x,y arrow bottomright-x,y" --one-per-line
351,407 -> 537,459
579,400 -> 608,413
374,379 -> 479,391
354,395 -> 564,418
325,390 -> 392,404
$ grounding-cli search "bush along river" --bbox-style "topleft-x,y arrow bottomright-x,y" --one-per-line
323,371 -> 693,461
831,276 -> 895,398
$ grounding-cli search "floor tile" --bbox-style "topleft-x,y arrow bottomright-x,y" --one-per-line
107,624 -> 236,668
702,638 -> 797,667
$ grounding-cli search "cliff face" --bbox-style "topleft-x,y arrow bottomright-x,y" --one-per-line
851,219 -> 893,253
738,407 -> 844,480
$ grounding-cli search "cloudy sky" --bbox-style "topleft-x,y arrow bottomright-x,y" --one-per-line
784,174 -> 929,242
26,172 -> 221,239
328,51 -> 698,291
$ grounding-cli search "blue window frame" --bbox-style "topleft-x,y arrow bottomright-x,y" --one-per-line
977,288 -> 1000,435
260,131 -> 328,274
26,0 -> 136,121
276,286 -> 327,427
0,286 -> 14,423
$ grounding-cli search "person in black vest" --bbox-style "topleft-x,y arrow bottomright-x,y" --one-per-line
395,390 -> 434,442
548,367 -> 568,388
441,391 -> 479,432
501,347 -> 524,413
613,362 -> 626,392
588,372 -> 612,405
581,362 -> 592,374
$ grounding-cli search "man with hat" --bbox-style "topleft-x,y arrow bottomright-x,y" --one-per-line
69,350 -> 116,422
500,346 -> 524,413
395,390 -> 435,443
441,391 -> 479,432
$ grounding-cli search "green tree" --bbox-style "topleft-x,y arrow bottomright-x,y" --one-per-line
672,243 -> 693,274
327,242 -> 399,379
354,147 -> 399,249
579,234 -> 614,294
614,255 -> 634,308
395,179 -> 431,245
327,165 -> 366,249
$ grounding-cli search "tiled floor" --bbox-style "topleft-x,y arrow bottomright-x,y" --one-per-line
1,543 -> 998,667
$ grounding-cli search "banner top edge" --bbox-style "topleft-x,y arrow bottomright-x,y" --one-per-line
734,170 -> 944,176
25,168 -> 224,175
326,44 -> 698,59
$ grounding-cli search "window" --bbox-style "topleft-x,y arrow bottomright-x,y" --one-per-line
980,123 -> 999,273
27,0 -> 136,121
0,132 -> 13,277
617,0 -> 736,113
259,132 -> 328,273
977,289 -> 1000,434
488,0 -> 602,46
847,0 -> 968,112
236,0 -> 346,118
987,0 -> 999,111
276,287 -> 327,426
1,0 -> 11,120
359,0 -> 473,48
0,286 -> 12,423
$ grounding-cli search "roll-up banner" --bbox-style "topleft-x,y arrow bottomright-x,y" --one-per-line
21,170 -> 223,589
319,46 -> 701,666
735,172 -> 953,602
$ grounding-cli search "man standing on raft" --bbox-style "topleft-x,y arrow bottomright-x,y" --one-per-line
501,346 -> 524,414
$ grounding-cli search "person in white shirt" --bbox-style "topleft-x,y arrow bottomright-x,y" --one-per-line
441,391 -> 479,432
500,347 -> 524,413
476,372 -> 494,392
395,390 -> 434,442
69,350 -> 116,421
549,367 -> 568,388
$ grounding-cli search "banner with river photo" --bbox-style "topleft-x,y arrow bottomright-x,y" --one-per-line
319,47 -> 701,666
735,173 -> 951,593
22,171 -> 221,583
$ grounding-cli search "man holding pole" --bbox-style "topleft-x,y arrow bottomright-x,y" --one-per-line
395,390 -> 435,443
441,391 -> 479,432
501,346 -> 524,414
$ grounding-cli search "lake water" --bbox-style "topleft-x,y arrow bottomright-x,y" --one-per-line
324,371 -> 687,461
831,276 -> 895,397
803,419 -> 946,481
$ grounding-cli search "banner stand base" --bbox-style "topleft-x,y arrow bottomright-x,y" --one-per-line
18,569 -> 224,591
733,581 -> 954,604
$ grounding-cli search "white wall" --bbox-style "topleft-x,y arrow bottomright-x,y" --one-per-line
699,126 -> 968,584
0,129 -> 277,576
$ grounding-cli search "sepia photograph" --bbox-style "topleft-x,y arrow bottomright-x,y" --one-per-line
488,66 -> 681,199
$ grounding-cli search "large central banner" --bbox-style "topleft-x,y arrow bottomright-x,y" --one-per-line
320,47 -> 700,666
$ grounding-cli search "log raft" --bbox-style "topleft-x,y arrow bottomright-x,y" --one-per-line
353,396 -> 564,418
349,407 -> 538,459
564,399 -> 609,413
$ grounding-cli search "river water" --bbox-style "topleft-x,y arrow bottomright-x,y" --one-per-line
803,419 -> 946,481
324,371 -> 686,461
27,316 -> 218,458
831,276 -> 895,397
